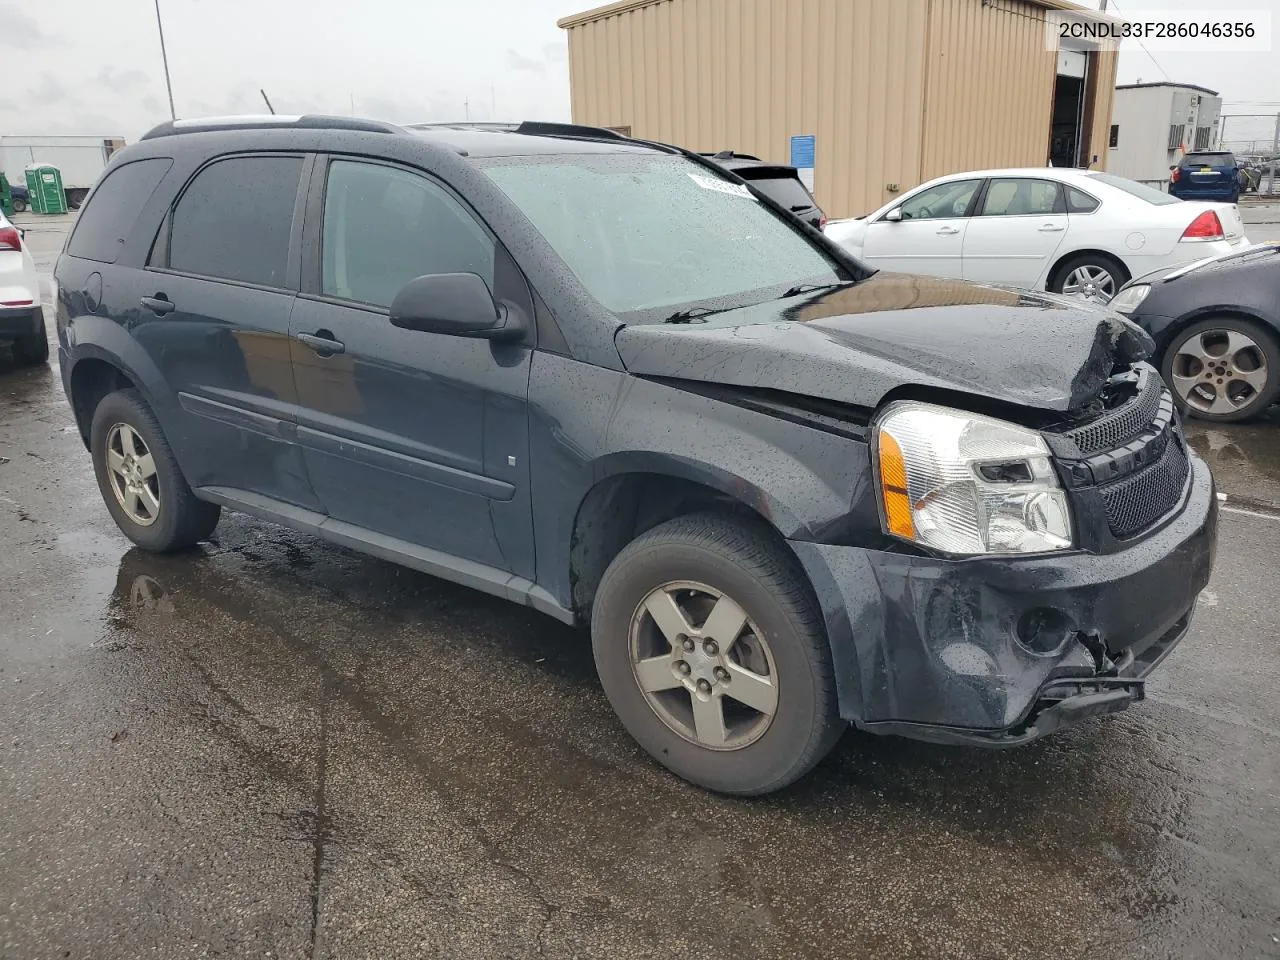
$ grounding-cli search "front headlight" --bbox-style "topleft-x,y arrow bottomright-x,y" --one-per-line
1108,283 -> 1151,314
874,402 -> 1073,556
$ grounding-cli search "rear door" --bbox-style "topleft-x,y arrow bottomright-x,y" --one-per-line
140,152 -> 320,508
961,177 -> 1069,287
288,156 -> 536,576
861,178 -> 982,278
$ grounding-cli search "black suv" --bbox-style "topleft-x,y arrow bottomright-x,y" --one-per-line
54,117 -> 1216,795
702,150 -> 826,230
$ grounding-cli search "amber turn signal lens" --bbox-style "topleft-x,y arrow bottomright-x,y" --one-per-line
878,430 -> 916,540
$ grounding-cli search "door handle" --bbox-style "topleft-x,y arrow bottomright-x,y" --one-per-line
297,331 -> 345,356
1038,224 -> 1066,232
936,226 -> 960,236
140,294 -> 175,315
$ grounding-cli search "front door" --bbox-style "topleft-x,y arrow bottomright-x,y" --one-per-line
860,178 -> 982,278
961,177 -> 1070,287
289,157 -> 535,577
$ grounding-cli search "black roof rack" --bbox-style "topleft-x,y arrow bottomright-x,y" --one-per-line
703,150 -> 763,161
513,121 -> 629,141
139,114 -> 404,141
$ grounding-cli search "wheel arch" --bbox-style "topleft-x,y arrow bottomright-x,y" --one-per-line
1046,247 -> 1131,291
566,456 -> 808,626
64,317 -> 175,450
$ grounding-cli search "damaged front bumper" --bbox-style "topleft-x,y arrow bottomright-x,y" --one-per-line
790,453 -> 1218,747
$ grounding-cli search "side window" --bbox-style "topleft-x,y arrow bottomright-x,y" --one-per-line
321,160 -> 496,310
66,158 -> 173,264
1067,187 -> 1100,214
894,179 -> 981,221
978,178 -> 1065,217
168,155 -> 303,288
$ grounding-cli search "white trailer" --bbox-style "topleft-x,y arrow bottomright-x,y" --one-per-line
0,135 -> 126,208
1106,83 -> 1223,189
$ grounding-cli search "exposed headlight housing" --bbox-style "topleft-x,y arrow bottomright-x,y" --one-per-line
1108,283 -> 1151,314
874,402 -> 1073,556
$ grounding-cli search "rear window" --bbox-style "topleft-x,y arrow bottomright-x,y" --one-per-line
167,155 -> 303,288
1085,172 -> 1181,206
66,158 -> 173,264
1183,152 -> 1236,168
736,171 -> 817,211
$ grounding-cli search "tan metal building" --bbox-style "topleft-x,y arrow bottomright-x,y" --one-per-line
558,0 -> 1118,219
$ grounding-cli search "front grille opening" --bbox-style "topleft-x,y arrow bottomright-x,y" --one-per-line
1099,440 -> 1190,538
1060,373 -> 1164,456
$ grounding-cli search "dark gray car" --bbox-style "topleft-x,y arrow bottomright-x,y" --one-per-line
53,117 -> 1216,795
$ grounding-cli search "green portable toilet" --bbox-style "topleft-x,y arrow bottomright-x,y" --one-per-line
0,173 -> 12,218
25,164 -> 68,215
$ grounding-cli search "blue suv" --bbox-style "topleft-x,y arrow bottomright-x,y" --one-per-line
53,117 -> 1216,794
1169,151 -> 1240,203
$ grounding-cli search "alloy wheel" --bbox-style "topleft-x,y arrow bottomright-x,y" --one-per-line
628,580 -> 778,751
1170,329 -> 1271,416
1061,264 -> 1118,301
105,423 -> 161,526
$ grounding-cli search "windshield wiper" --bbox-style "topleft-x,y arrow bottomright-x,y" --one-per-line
778,281 -> 851,299
662,306 -> 722,324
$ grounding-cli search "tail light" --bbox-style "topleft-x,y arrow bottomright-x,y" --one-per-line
818,215 -> 828,230
1181,210 -> 1224,241
1170,168 -> 1181,183
0,226 -> 21,251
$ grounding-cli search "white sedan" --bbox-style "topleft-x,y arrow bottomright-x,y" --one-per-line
823,168 -> 1250,301
0,211 -> 47,366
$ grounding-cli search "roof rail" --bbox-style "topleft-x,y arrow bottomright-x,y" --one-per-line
139,114 -> 404,141
701,150 -> 763,161
406,121 -> 521,132
514,121 -> 629,141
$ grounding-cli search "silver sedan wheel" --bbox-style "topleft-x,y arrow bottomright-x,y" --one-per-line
628,581 -> 778,751
105,423 -> 161,527
1170,329 -> 1271,416
1061,264 -> 1118,301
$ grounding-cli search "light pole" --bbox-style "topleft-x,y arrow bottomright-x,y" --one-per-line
153,0 -> 176,120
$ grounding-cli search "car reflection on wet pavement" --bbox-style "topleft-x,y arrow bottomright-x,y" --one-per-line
3,219 -> 1280,960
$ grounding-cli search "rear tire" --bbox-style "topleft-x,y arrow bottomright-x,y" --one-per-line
11,314 -> 49,366
1161,317 -> 1280,423
591,513 -> 845,796
90,388 -> 221,551
11,197 -> 26,213
1049,253 -> 1130,302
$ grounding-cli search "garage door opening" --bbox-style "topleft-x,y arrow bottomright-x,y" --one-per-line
1050,48 -> 1087,168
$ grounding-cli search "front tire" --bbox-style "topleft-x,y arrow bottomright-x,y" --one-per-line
11,313 -> 49,366
11,197 -> 27,213
1161,317 -> 1280,423
90,388 -> 221,551
591,513 -> 844,795
1050,253 -> 1129,302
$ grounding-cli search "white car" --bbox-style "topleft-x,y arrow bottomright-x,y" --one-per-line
823,168 -> 1250,301
0,211 -> 47,366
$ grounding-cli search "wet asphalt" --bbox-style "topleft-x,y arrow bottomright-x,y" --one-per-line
2,215 -> 1280,960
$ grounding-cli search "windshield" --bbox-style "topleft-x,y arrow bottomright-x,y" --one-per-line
479,153 -> 849,319
1086,172 -> 1181,205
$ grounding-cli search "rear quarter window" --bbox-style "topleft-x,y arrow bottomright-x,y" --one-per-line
66,158 -> 174,264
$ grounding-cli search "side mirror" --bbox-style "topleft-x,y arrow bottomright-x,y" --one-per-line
389,272 -> 525,342
883,207 -> 903,223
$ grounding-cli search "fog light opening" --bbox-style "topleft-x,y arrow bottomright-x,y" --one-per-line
1016,607 -> 1074,657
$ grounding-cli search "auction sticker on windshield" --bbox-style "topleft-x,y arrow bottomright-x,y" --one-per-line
688,173 -> 758,200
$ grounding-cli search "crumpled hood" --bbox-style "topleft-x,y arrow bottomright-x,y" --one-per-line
615,272 -> 1154,414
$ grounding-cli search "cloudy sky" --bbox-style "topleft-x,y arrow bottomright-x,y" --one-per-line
1,0 -> 1277,144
